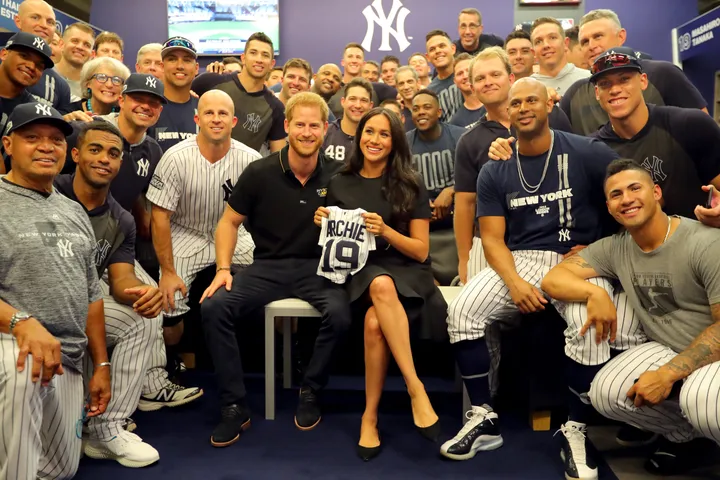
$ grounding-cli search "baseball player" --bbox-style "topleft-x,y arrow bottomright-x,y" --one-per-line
542,159 -> 720,476
146,90 -> 259,340
441,79 -> 642,480
426,30 -> 463,123
322,78 -> 373,161
0,103 -> 107,479
317,206 -> 376,283
54,120 -> 163,467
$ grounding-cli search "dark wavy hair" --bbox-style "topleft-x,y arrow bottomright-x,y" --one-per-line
346,107 -> 420,219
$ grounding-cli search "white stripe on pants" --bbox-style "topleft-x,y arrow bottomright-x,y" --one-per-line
85,277 -> 154,440
0,334 -> 83,480
165,242 -> 251,318
466,237 -> 488,282
590,342 -> 720,444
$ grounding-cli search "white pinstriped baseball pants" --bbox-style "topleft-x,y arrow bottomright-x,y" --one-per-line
0,334 -> 83,480
448,249 -> 646,365
590,342 -> 720,444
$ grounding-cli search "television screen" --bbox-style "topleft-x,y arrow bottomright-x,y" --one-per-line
167,0 -> 279,56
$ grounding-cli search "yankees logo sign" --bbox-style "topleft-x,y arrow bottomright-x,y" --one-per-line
361,0 -> 412,52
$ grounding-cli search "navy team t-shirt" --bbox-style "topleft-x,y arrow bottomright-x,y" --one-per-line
476,130 -> 619,254
149,97 -> 199,152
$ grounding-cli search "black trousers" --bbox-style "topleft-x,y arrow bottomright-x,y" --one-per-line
201,258 -> 352,406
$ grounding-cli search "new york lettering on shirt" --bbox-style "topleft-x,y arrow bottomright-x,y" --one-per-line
317,206 -> 376,284
151,97 -> 200,152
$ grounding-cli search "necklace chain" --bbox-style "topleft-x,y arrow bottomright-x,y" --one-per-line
662,215 -> 672,244
516,131 -> 555,194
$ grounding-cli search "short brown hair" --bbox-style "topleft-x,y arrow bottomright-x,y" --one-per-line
459,8 -> 482,24
94,31 -> 124,53
64,22 -> 95,40
505,30 -> 531,45
454,52 -> 473,64
223,56 -> 241,66
344,77 -> 373,99
565,26 -> 580,47
283,58 -> 312,79
425,29 -> 452,43
380,55 -> 400,67
246,32 -> 274,56
344,42 -> 365,54
531,17 -> 565,38
285,92 -> 328,123
407,52 -> 426,64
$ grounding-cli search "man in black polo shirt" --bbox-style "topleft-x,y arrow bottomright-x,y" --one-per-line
589,49 -> 720,219
199,92 -> 351,447
560,9 -> 706,136
454,47 -> 572,285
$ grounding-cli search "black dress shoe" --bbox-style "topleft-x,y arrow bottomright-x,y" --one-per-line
210,404 -> 251,447
356,442 -> 382,462
295,387 -> 321,430
416,419 -> 441,443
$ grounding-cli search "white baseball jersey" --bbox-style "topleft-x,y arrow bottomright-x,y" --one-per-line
317,206 -> 376,284
146,137 -> 260,259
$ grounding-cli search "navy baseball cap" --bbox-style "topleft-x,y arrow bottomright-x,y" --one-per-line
121,73 -> 168,103
3,32 -> 54,69
161,36 -> 197,59
590,47 -> 643,83
6,102 -> 73,136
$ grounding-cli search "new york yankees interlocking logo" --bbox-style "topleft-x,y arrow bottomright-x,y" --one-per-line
361,0 -> 412,52
35,104 -> 52,116
558,228 -> 571,242
33,37 -> 45,50
243,113 -> 262,133
58,239 -> 74,258
641,156 -> 668,183
221,179 -> 234,202
93,239 -> 112,266
146,76 -> 157,89
136,158 -> 150,177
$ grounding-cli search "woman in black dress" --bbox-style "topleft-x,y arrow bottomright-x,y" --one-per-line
314,107 -> 447,460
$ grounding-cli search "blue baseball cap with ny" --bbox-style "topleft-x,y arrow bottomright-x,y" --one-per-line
6,103 -> 73,136
4,31 -> 54,69
122,73 -> 168,104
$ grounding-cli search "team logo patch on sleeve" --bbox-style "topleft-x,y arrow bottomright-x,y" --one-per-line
317,188 -> 327,197
150,174 -> 164,191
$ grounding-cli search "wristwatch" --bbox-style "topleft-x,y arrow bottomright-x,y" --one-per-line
9,311 -> 32,333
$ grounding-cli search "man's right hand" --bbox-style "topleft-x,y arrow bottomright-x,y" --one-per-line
12,318 -> 64,385
199,270 -> 233,303
581,290 -> 617,344
509,280 -> 547,313
158,273 -> 188,313
206,61 -> 226,74
488,137 -> 515,161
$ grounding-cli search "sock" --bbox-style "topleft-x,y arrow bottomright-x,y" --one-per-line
565,357 -> 603,424
165,343 -> 180,374
453,338 -> 492,408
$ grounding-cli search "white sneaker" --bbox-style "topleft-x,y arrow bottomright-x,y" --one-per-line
440,405 -> 503,460
138,382 -> 203,412
84,430 -> 160,468
557,421 -> 598,480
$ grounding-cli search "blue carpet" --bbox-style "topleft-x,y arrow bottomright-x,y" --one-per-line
75,372 -> 619,480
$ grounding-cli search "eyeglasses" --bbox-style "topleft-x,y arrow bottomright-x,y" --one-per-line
163,37 -> 196,53
591,53 -> 636,76
91,73 -> 125,86
459,23 -> 481,31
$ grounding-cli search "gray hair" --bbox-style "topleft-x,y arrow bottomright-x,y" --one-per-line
80,57 -> 131,99
579,9 -> 622,31
394,65 -> 418,83
136,43 -> 163,64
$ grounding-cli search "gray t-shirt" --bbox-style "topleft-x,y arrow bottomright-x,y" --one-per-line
0,179 -> 102,372
427,74 -> 463,123
532,63 -> 591,97
580,217 -> 720,352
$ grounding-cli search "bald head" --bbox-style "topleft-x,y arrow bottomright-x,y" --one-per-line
16,0 -> 56,41
507,77 -> 553,138
509,77 -> 549,103
196,90 -> 237,145
313,63 -> 343,96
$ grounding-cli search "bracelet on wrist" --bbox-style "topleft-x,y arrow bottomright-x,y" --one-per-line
96,362 -> 111,368
216,266 -> 231,272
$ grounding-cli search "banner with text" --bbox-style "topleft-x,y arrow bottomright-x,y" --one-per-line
676,6 -> 720,61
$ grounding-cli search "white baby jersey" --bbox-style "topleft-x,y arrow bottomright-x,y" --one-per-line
317,206 -> 376,284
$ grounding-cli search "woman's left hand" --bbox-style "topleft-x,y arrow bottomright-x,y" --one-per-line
362,212 -> 386,236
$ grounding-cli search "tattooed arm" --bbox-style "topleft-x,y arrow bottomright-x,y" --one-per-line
541,254 -> 606,302
656,304 -> 720,382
